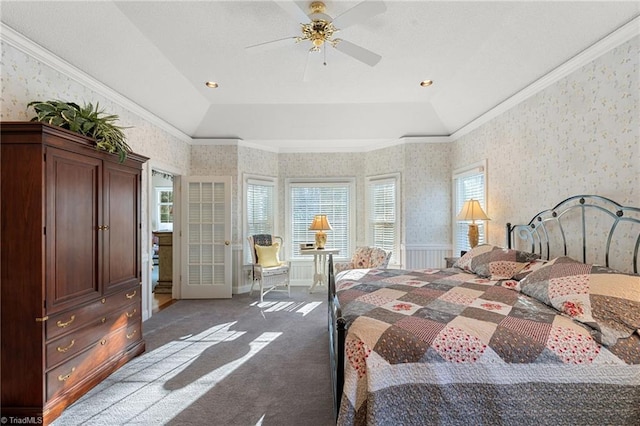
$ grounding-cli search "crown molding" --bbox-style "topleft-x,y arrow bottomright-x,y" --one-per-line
271,138 -> 399,153
400,136 -> 452,144
191,138 -> 243,146
0,23 -> 192,144
451,16 -> 640,141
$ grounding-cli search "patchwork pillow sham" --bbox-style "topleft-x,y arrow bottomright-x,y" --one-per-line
453,244 -> 540,280
255,242 -> 281,267
513,259 -> 549,281
518,256 -> 640,346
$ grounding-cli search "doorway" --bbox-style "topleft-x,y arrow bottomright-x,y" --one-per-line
150,169 -> 176,314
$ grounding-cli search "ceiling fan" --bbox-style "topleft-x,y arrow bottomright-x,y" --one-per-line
246,1 -> 386,76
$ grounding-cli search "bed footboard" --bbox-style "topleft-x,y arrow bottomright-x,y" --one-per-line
328,254 -> 346,420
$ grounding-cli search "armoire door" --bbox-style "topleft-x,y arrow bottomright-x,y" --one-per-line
45,147 -> 102,313
181,176 -> 232,298
103,161 -> 141,294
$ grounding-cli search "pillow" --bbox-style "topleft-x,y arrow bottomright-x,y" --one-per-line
519,256 -> 640,346
453,244 -> 540,280
255,242 -> 281,267
512,259 -> 549,281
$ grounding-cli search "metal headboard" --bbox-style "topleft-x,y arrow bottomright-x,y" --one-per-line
507,195 -> 640,274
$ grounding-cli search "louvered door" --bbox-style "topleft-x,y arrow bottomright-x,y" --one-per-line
181,176 -> 232,298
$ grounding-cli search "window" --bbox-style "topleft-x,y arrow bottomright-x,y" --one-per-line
244,175 -> 277,262
286,179 -> 355,260
366,174 -> 400,264
453,161 -> 487,254
155,187 -> 173,231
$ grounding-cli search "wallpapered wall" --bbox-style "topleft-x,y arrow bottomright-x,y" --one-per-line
452,35 -> 639,247
0,41 -> 191,173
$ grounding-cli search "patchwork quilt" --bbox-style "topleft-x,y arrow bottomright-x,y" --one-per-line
335,266 -> 640,426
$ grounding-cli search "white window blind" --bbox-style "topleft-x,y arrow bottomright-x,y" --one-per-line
245,177 -> 276,262
453,164 -> 487,254
289,182 -> 352,259
367,175 -> 399,263
247,179 -> 275,236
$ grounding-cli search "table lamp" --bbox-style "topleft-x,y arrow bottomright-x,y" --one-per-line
309,214 -> 332,249
456,199 -> 490,248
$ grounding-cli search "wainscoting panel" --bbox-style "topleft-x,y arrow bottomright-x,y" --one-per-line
235,245 -> 454,295
289,261 -> 315,288
404,244 -> 453,269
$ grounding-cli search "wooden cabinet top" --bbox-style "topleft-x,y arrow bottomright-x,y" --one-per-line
1,121 -> 149,165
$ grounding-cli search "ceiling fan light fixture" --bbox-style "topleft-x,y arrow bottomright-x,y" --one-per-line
205,81 -> 219,89
420,80 -> 433,87
312,36 -> 325,47
248,0 -> 385,69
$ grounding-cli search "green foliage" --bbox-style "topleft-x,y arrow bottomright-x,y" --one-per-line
27,100 -> 132,162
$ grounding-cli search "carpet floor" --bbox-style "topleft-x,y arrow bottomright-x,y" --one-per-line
52,288 -> 335,426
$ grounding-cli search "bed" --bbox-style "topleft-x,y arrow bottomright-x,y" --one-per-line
328,195 -> 640,425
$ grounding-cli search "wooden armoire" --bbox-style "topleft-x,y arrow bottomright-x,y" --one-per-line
1,122 -> 148,424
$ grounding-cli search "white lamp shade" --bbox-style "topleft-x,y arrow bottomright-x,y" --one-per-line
456,199 -> 490,222
309,214 -> 332,231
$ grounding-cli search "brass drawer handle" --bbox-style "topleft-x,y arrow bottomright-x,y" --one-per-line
58,367 -> 76,382
126,330 -> 137,339
57,340 -> 75,353
125,309 -> 137,318
57,315 -> 76,328
101,317 -> 107,323
126,290 -> 137,299
100,339 -> 107,345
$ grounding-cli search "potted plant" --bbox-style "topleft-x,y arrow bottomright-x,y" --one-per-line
27,100 -> 132,162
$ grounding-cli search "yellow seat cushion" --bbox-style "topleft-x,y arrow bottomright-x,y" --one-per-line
255,243 -> 281,267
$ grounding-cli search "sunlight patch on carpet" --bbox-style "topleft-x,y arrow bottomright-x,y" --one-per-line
52,322 -> 281,425
296,301 -> 322,316
251,300 -> 323,316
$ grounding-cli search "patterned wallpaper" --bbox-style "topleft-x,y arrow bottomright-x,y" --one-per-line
0,41 -> 190,172
402,143 -> 452,245
452,35 -> 639,248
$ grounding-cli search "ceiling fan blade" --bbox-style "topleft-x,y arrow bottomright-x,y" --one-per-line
303,48 -> 327,82
333,39 -> 381,67
273,1 -> 311,23
245,36 -> 298,51
331,0 -> 386,29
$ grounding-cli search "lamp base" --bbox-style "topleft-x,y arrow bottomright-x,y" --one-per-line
315,231 -> 327,249
468,223 -> 479,248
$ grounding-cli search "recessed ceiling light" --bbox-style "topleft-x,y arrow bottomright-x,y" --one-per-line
420,80 -> 433,87
205,81 -> 219,89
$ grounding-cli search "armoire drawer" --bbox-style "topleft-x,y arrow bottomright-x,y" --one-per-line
46,286 -> 141,340
46,320 -> 142,401
46,303 -> 141,369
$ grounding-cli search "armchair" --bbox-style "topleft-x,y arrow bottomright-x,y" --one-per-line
334,246 -> 392,273
248,235 -> 291,302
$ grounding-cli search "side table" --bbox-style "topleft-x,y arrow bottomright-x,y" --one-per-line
301,249 -> 340,293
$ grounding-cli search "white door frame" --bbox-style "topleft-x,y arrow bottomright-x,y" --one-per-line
144,160 -> 184,321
